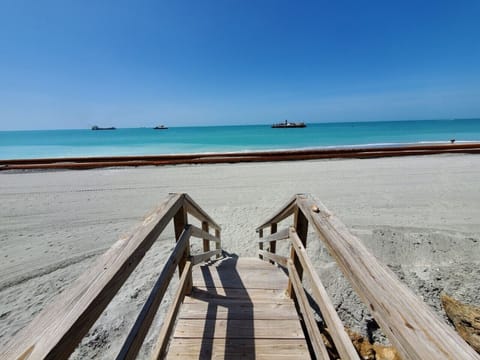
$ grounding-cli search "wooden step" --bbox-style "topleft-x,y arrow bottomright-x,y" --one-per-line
179,301 -> 299,320
166,257 -> 311,359
173,318 -> 305,339
166,338 -> 310,359
185,287 -> 290,303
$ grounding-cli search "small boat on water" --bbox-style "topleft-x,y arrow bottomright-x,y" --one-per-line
92,125 -> 116,130
272,120 -> 306,128
154,125 -> 168,130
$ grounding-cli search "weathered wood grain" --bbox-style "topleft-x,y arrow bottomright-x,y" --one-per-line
287,207 -> 308,298
173,204 -> 189,277
295,194 -> 480,360
269,223 -> 278,264
183,193 -> 221,231
258,250 -> 288,267
288,260 -> 330,360
1,193 -> 184,360
191,249 -> 222,265
117,227 -> 191,359
202,221 -> 210,252
179,301 -> 299,320
290,228 -> 360,360
258,228 -> 264,260
190,225 -> 220,243
257,227 -> 289,243
150,261 -> 192,360
256,195 -> 297,231
165,338 -> 310,359
192,268 -> 287,289
168,257 -> 310,359
184,287 -> 291,304
215,229 -> 221,259
173,318 -> 305,339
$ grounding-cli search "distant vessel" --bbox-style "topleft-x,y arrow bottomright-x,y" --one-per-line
92,125 -> 116,130
154,125 -> 168,130
272,120 -> 306,128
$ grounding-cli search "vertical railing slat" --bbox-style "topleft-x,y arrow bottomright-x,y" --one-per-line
269,223 -> 277,264
202,221 -> 210,253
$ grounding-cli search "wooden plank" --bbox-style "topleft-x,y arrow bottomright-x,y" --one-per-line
195,256 -> 282,270
258,228 -> 264,260
173,319 -> 305,339
190,224 -> 220,243
192,269 -> 287,290
183,193 -> 221,231
194,257 -> 286,272
215,257 -> 279,268
257,227 -> 290,243
288,260 -> 330,360
185,287 -> 291,304
296,194 -> 480,360
179,301 -> 299,320
256,195 -> 297,231
165,338 -> 310,359
287,207 -> 308,298
117,226 -> 192,360
202,221 -> 210,252
290,228 -> 360,360
269,223 -> 278,265
258,250 -> 288,267
173,204 -> 189,280
150,261 -> 192,360
215,229 -> 221,259
191,249 -> 222,265
0,193 -> 184,360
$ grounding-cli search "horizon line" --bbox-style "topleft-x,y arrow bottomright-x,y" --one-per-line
1,117 -> 479,132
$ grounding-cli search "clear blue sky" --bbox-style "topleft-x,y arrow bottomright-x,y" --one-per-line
1,0 -> 479,130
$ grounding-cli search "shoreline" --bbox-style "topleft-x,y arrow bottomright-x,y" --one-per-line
2,141 -> 480,171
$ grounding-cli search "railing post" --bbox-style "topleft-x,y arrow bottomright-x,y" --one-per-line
258,229 -> 264,259
215,228 -> 221,259
202,221 -> 210,252
269,223 -> 277,264
287,208 -> 308,298
173,204 -> 191,293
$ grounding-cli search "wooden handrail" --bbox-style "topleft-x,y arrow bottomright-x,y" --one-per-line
257,227 -> 290,243
2,193 -> 222,360
289,228 -> 359,359
256,195 -> 297,231
150,260 -> 192,360
183,193 -> 221,231
257,194 -> 480,360
190,225 -> 221,243
287,259 -> 331,359
117,225 -> 192,360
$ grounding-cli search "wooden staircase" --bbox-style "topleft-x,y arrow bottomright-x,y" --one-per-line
166,256 -> 309,359
3,193 -> 479,360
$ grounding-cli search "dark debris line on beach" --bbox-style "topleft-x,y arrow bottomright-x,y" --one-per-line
1,143 -> 480,170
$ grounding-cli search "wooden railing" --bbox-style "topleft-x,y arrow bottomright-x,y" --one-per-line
1,193 -> 222,360
257,194 -> 480,360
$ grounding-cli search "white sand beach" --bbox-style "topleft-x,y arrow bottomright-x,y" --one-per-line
1,154 -> 479,358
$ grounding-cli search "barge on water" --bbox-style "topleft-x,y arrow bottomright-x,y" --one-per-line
92,125 -> 116,130
272,120 -> 306,128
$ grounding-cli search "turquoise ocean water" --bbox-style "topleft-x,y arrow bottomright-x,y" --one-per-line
1,119 -> 480,160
